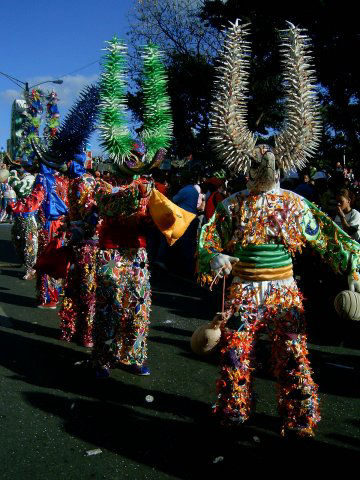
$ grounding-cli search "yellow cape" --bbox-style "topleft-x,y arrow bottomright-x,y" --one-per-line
148,189 -> 196,246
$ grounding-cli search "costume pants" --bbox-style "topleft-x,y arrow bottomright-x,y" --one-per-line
36,222 -> 63,305
59,242 -> 97,344
214,277 -> 320,436
92,247 -> 151,368
11,215 -> 38,272
0,197 -> 15,222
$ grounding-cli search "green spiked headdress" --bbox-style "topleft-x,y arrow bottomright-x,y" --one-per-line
99,37 -> 173,175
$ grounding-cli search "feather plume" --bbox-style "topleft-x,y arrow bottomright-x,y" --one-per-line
274,22 -> 322,171
141,43 -> 173,163
98,37 -> 133,164
49,84 -> 99,160
210,19 -> 256,173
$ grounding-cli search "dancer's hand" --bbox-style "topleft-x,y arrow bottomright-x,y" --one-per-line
210,254 -> 238,277
348,272 -> 360,293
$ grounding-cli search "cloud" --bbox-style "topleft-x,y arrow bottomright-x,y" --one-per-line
0,88 -> 20,102
51,73 -> 99,108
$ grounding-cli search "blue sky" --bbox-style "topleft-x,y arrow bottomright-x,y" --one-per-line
0,0 -> 135,155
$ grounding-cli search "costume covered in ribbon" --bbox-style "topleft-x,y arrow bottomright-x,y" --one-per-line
87,37 -> 191,376
197,20 -> 360,437
8,171 -> 37,278
199,188 -> 360,435
91,177 -> 154,370
30,84 -> 99,320
59,158 -> 98,346
35,165 -> 68,306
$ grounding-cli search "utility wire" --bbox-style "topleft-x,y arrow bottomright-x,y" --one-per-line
0,70 -> 24,83
1,57 -> 101,91
0,71 -> 24,89
57,59 -> 101,79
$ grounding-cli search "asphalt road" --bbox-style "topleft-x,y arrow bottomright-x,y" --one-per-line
0,224 -> 359,479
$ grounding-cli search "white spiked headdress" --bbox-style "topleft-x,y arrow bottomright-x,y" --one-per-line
210,20 -> 322,173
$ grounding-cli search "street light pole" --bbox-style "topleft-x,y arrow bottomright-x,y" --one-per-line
0,71 -> 63,92
28,79 -> 63,90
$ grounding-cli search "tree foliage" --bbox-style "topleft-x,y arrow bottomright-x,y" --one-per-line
127,0 -> 222,60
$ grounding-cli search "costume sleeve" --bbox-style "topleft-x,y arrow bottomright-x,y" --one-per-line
301,197 -> 360,277
11,181 -> 46,214
197,201 -> 234,284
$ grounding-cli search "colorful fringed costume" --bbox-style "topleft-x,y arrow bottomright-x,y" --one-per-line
91,177 -> 154,369
31,84 -> 100,330
84,37 -> 189,376
198,20 -> 360,437
199,188 -> 360,435
9,168 -> 68,304
35,169 -> 69,306
59,170 -> 98,346
9,167 -> 68,303
8,171 -> 38,277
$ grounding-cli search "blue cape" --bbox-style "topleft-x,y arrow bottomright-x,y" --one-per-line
36,164 -> 68,226
69,152 -> 86,179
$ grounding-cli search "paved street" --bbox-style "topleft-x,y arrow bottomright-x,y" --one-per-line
0,224 -> 359,479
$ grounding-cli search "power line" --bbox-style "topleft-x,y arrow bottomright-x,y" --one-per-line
0,71 -> 24,89
1,57 -> 101,91
58,59 -> 101,79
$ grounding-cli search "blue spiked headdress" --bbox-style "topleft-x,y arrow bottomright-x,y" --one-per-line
32,83 -> 100,172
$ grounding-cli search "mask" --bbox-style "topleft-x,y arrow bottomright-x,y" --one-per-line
247,144 -> 279,193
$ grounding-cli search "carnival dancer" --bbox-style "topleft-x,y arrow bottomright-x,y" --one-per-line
198,21 -> 360,437
8,169 -> 37,279
9,162 -> 68,307
0,175 -> 16,223
32,84 -> 100,345
0,168 -> 10,219
59,156 -> 98,346
35,165 -> 69,308
85,38 -> 193,376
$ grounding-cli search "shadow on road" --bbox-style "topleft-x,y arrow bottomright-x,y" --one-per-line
152,325 -> 193,337
22,389 -> 359,477
0,327 -> 205,417
1,324 -> 359,478
0,238 -> 20,264
0,315 -> 59,339
0,269 -> 25,279
0,291 -> 36,308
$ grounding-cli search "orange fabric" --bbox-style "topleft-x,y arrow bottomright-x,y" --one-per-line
148,189 -> 196,246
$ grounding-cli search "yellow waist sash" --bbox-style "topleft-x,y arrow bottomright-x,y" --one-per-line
232,261 -> 293,281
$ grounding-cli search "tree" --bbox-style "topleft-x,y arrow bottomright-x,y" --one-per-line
127,0 -> 222,60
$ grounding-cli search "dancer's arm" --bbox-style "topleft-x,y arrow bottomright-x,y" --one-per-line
301,198 -> 360,290
10,180 -> 46,214
197,199 -> 235,285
